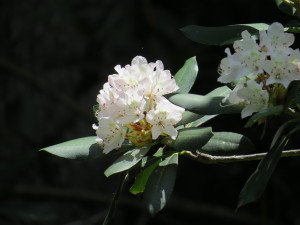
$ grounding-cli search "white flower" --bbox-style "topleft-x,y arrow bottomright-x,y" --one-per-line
108,57 -> 155,92
146,97 -> 185,140
238,80 -> 269,118
222,79 -> 247,104
218,22 -> 300,118
107,56 -> 179,97
224,80 -> 269,118
93,118 -> 126,154
263,50 -> 293,88
95,56 -> 184,152
259,22 -> 294,55
96,82 -> 117,112
218,31 -> 265,83
108,89 -> 146,125
143,60 -> 179,97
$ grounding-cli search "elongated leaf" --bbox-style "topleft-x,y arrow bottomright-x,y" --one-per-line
166,93 -> 242,115
285,80 -> 300,110
237,120 -> 300,209
41,137 -> 134,160
187,115 -> 216,127
130,159 -> 161,195
181,23 -> 269,46
104,147 -> 150,177
176,111 -> 203,126
205,85 -> 232,97
163,127 -> 213,151
237,143 -> 282,210
40,136 -> 104,160
143,164 -> 177,215
159,153 -> 178,166
177,86 -> 232,127
199,132 -> 255,155
275,0 -> 297,16
174,56 -> 198,93
245,105 -> 284,127
185,86 -> 234,127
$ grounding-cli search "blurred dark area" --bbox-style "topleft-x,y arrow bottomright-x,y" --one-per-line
1,0 -> 300,224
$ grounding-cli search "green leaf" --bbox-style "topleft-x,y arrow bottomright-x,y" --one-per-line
270,119 -> 300,149
186,115 -> 216,127
40,136 -> 104,160
163,127 -> 213,151
129,159 -> 161,195
143,164 -> 177,215
93,104 -> 99,113
104,147 -> 150,177
237,143 -> 282,210
274,0 -> 297,16
199,132 -> 255,156
176,111 -> 203,126
166,93 -> 243,115
205,85 -> 232,97
177,86 -> 232,127
237,119 -> 300,209
185,86 -> 234,127
174,56 -> 198,93
245,105 -> 284,128
41,137 -> 134,160
159,153 -> 178,166
180,23 -> 269,46
285,80 -> 300,109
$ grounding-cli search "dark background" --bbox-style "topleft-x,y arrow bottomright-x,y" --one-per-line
1,0 -> 300,224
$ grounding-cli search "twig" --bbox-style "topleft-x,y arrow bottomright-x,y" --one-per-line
182,149 -> 300,164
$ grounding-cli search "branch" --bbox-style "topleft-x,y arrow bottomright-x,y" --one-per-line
182,149 -> 300,164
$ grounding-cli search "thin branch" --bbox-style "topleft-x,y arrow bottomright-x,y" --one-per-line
182,149 -> 300,164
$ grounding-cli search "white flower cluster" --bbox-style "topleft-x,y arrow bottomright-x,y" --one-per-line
218,22 -> 300,118
93,56 -> 185,153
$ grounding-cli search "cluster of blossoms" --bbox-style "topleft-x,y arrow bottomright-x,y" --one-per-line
93,56 -> 185,153
218,22 -> 300,118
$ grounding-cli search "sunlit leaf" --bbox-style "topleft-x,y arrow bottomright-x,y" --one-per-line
174,56 -> 198,93
40,136 -> 104,160
41,137 -> 134,160
181,23 -> 269,46
274,0 -> 297,16
159,153 -> 179,166
163,127 -> 213,151
143,164 -> 177,215
185,86 -> 234,127
200,132 -> 255,155
186,115 -> 216,127
205,85 -> 232,97
177,86 -> 233,127
129,159 -> 161,195
166,93 -> 242,115
176,111 -> 203,126
104,147 -> 150,177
